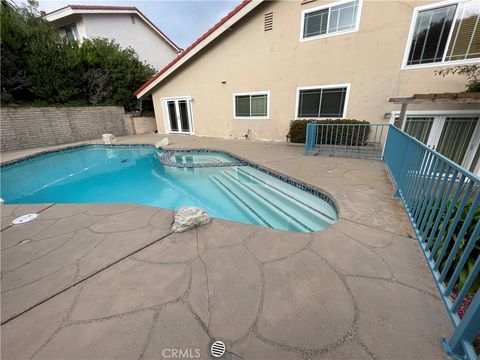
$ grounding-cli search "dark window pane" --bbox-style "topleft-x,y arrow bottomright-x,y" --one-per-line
167,101 -> 178,131
407,5 -> 456,65
298,90 -> 321,117
404,117 -> 434,143
178,100 -> 190,132
319,88 -> 346,117
436,117 -> 477,164
235,95 -> 250,117
303,9 -> 328,38
62,24 -> 78,42
251,95 -> 267,116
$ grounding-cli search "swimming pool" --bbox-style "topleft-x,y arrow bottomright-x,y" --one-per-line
0,145 -> 337,232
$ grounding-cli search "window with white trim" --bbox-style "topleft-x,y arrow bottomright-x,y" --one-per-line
301,0 -> 361,40
234,92 -> 269,118
405,0 -> 480,67
60,23 -> 78,42
297,86 -> 348,118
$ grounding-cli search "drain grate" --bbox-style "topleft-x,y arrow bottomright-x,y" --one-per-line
210,341 -> 226,358
12,213 -> 38,225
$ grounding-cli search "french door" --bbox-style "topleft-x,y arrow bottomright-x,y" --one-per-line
399,114 -> 480,173
162,97 -> 194,134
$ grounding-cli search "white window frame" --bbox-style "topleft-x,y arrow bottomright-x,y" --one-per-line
389,110 -> 480,174
401,0 -> 480,70
160,96 -> 195,135
233,91 -> 270,120
294,83 -> 351,120
299,0 -> 363,42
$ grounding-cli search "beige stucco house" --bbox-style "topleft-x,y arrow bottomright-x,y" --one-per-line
43,5 -> 181,70
136,0 -> 480,173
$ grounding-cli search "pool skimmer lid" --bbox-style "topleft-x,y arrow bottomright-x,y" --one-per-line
12,213 -> 39,225
210,341 -> 226,358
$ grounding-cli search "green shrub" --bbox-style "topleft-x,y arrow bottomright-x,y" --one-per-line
288,119 -> 371,144
1,0 -> 155,110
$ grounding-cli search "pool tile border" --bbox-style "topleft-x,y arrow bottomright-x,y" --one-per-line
164,147 -> 338,215
0,144 -> 155,168
158,149 -> 246,168
1,144 -> 338,216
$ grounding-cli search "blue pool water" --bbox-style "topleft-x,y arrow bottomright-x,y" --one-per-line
0,146 -> 337,232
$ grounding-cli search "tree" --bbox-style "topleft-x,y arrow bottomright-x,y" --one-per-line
0,0 -> 156,110
435,65 -> 480,92
77,38 -> 155,110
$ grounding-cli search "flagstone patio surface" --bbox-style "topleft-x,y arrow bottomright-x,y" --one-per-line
1,134 -> 451,359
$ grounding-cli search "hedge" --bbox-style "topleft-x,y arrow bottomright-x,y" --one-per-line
288,119 -> 371,144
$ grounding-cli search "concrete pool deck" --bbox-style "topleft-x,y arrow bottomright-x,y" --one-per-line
1,134 -> 451,359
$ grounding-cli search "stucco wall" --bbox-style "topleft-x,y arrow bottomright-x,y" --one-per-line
133,117 -> 157,134
122,115 -> 157,134
0,106 -> 126,151
81,13 -> 177,70
150,0 -> 480,141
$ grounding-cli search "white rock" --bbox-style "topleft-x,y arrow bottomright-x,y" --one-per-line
102,134 -> 117,144
172,206 -> 210,233
155,138 -> 169,148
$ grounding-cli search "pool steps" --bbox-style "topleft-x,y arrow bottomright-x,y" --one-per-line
211,174 -> 306,232
210,175 -> 274,229
210,167 -> 335,232
236,167 -> 336,222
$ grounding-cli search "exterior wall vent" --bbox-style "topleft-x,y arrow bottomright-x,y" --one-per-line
264,12 -> 273,31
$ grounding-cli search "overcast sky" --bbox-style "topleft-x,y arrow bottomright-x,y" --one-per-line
34,0 -> 241,49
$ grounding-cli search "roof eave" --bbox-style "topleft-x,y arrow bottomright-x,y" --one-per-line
135,0 -> 264,99
43,6 -> 181,52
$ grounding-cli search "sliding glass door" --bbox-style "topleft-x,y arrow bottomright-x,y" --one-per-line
397,114 -> 480,174
403,117 -> 435,144
436,117 -> 478,165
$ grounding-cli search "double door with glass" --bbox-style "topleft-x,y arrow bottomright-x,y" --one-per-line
401,115 -> 480,173
163,97 -> 193,134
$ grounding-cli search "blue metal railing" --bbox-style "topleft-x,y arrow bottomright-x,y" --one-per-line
384,125 -> 479,360
304,123 -> 390,159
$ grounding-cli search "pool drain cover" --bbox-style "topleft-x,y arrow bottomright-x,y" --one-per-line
12,213 -> 38,225
210,341 -> 226,358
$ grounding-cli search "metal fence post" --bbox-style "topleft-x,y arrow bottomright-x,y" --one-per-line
384,126 -> 480,360
442,290 -> 480,360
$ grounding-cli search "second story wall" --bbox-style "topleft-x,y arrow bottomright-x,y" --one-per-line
81,13 -> 177,70
150,0 -> 479,140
